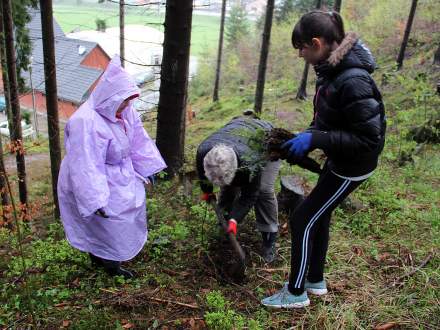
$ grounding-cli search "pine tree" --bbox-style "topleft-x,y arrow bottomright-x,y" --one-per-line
294,0 -> 333,12
225,5 -> 250,46
213,0 -> 227,102
275,0 -> 294,23
2,0 -> 29,206
254,0 -> 275,114
296,0 -> 322,100
156,0 -> 193,176
294,0 -> 316,12
40,0 -> 62,219
397,0 -> 418,70
333,0 -> 342,12
11,0 -> 38,92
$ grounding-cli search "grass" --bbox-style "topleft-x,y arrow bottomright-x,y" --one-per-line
53,3 -> 220,57
1,67 -> 439,328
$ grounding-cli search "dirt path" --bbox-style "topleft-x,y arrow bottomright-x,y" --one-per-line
4,152 -> 50,170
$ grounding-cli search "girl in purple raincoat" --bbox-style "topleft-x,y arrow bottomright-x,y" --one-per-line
58,56 -> 166,278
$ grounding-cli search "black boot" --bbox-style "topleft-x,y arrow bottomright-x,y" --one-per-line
90,254 -> 134,279
101,259 -> 134,279
261,232 -> 277,263
105,265 -> 134,279
89,253 -> 103,267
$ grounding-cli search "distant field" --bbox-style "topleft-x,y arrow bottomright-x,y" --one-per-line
53,4 -> 220,56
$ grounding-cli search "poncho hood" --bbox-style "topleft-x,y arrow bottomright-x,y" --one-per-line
90,56 -> 140,122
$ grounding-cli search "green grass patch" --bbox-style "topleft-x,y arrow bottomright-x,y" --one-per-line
53,4 -> 220,56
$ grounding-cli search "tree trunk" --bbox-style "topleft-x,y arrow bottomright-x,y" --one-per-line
396,0 -> 418,70
0,135 -> 11,228
0,1 -> 14,148
212,0 -> 227,103
333,0 -> 342,12
156,0 -> 193,176
254,0 -> 275,114
296,63 -> 309,100
40,0 -> 62,219
2,0 -> 28,206
434,44 -> 440,65
316,0 -> 323,10
296,0 -> 322,100
0,15 -> 11,228
120,0 -> 125,67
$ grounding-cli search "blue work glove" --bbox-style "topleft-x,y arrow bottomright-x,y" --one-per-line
281,132 -> 312,159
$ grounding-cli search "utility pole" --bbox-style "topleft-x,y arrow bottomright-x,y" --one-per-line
40,0 -> 62,218
2,0 -> 28,206
120,0 -> 125,67
29,57 -> 39,138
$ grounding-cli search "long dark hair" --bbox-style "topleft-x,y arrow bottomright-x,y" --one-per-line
291,10 -> 345,49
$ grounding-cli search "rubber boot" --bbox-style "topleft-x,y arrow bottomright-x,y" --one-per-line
261,232 -> 277,263
89,253 -> 103,266
90,254 -> 134,279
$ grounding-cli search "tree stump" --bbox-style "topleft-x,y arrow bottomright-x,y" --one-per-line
407,114 -> 440,144
179,169 -> 198,197
278,175 -> 365,215
340,196 -> 365,213
434,44 -> 440,65
277,175 -> 305,216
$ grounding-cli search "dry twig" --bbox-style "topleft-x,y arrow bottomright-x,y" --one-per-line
381,252 -> 435,292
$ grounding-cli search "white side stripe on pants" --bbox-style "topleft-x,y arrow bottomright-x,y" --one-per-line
294,179 -> 351,288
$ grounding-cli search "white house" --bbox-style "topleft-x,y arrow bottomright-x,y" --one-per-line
67,25 -> 164,78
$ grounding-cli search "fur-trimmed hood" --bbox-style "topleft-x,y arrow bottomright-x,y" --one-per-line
315,32 -> 376,77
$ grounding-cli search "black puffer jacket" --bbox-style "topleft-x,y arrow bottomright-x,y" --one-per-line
309,32 -> 386,177
196,116 -> 273,222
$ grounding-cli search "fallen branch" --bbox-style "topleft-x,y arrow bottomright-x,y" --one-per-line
160,317 -> 204,328
256,273 -> 282,286
162,268 -> 190,277
99,288 -> 119,294
381,252 -> 434,292
374,322 -> 398,330
395,252 -> 434,282
6,315 -> 29,330
148,297 -> 199,310
54,302 -> 70,308
255,267 -> 288,273
228,282 -> 260,304
100,288 -> 199,310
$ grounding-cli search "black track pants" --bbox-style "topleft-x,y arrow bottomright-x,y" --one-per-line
288,166 -> 365,295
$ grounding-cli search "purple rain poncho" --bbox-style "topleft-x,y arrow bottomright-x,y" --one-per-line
58,56 -> 166,261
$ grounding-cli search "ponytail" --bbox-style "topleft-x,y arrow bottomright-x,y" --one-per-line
292,10 -> 345,49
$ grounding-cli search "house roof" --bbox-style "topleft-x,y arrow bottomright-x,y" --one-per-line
21,9 -> 104,104
26,8 -> 65,40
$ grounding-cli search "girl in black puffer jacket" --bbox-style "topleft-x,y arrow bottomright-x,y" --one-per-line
262,11 -> 386,309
